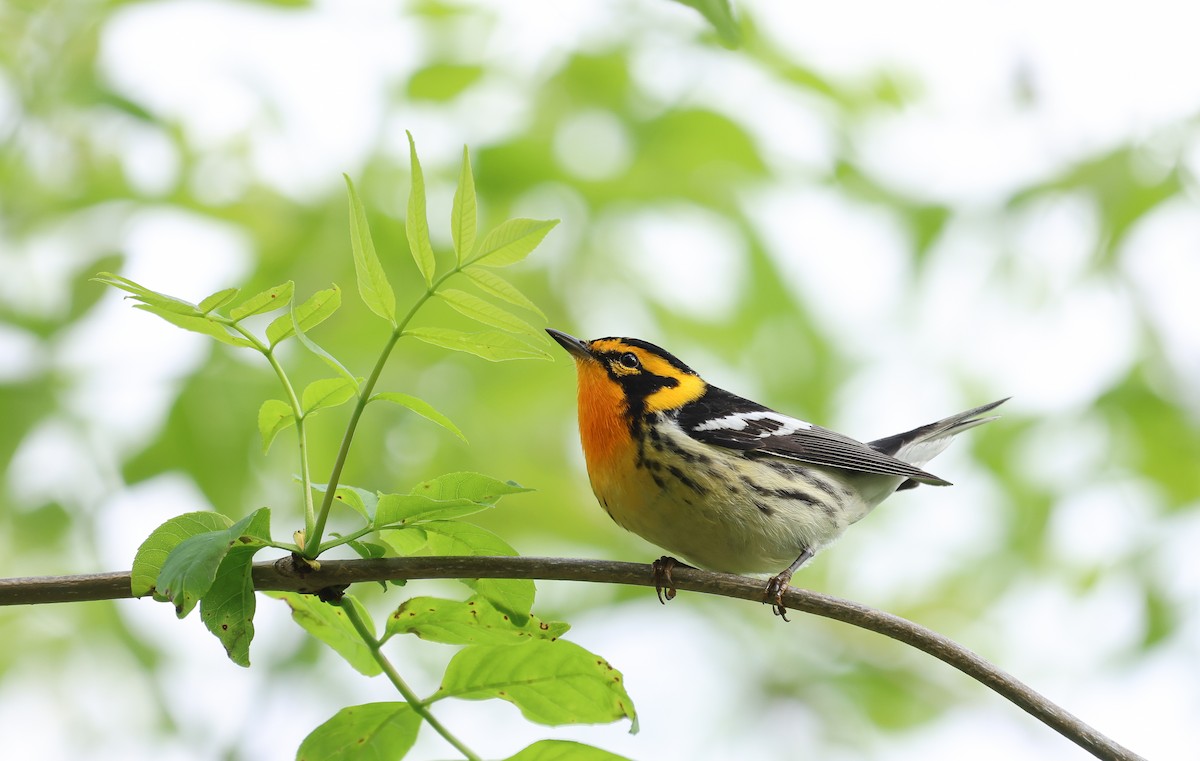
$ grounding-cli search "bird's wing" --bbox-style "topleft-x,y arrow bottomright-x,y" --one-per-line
677,386 -> 950,485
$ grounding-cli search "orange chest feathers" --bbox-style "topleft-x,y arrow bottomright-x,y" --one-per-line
574,361 -> 638,484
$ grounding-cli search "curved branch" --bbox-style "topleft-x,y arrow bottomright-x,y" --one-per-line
0,556 -> 1144,761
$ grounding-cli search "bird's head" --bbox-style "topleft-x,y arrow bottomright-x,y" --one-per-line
546,329 -> 706,416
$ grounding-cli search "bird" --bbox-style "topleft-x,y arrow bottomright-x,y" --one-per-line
546,328 -> 1005,618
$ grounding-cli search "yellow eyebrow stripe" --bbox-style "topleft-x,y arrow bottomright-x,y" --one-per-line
644,371 -> 705,412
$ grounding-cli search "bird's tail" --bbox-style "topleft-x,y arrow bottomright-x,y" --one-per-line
869,398 -> 1008,479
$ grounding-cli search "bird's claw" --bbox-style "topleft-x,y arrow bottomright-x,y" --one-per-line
652,556 -> 681,604
764,572 -> 793,621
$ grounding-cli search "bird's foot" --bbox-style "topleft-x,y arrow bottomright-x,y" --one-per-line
764,571 -> 793,621
764,548 -> 814,621
651,556 -> 690,604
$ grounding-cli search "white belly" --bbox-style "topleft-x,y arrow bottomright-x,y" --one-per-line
589,416 -> 881,575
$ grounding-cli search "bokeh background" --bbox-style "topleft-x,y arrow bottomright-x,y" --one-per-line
2,1 -> 1199,759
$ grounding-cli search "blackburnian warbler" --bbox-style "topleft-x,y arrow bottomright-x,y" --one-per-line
547,329 -> 1005,617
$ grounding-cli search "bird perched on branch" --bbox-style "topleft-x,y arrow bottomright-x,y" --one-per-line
547,329 -> 1005,618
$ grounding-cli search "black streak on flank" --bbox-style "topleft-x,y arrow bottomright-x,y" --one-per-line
668,465 -> 705,494
754,500 -> 775,516
804,472 -> 847,500
769,488 -> 818,506
742,473 -> 818,506
674,447 -> 713,467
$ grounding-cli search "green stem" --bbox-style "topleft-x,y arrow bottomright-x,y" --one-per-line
263,541 -> 303,553
304,328 -> 399,558
224,320 -> 317,538
338,598 -> 481,761
304,266 -> 464,558
266,348 -> 316,536
317,525 -> 376,554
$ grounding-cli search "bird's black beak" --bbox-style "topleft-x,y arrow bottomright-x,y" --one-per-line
546,329 -> 592,361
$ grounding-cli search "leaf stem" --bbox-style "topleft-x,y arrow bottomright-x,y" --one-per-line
304,266 -> 465,558
394,266 -> 461,339
305,329 -> 399,557
267,349 -> 316,536
223,320 -> 317,538
337,597 -> 482,761
318,525 -> 376,554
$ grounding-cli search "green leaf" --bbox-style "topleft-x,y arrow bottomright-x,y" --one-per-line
345,539 -> 387,559
382,521 -> 533,624
438,289 -> 544,337
313,483 -> 377,523
406,327 -> 551,362
334,489 -> 373,523
94,272 -> 202,315
375,493 -> 488,526
468,218 -> 558,267
503,740 -> 634,761
411,472 -> 531,503
291,299 -> 359,385
132,512 -> 234,598
267,285 -> 341,346
296,703 -> 420,761
437,640 -> 637,729
258,399 -> 295,453
229,281 -> 294,321
371,391 -> 467,442
198,287 -> 240,315
200,539 -> 261,667
302,377 -> 360,415
375,473 -> 529,527
343,175 -> 397,324
465,268 -> 545,319
156,508 -> 271,618
269,592 -> 382,676
452,144 -> 477,264
669,0 -> 741,47
386,596 -> 569,645
405,131 -> 437,286
132,304 -> 255,348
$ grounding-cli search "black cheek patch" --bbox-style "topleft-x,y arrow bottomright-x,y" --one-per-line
618,374 -> 678,438
623,374 -> 677,418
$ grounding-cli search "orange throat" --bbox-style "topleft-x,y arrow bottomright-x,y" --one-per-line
574,359 -> 636,477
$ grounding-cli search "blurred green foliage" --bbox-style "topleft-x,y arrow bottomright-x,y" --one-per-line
1,0 -> 1198,758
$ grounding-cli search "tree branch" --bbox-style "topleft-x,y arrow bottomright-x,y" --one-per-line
0,556 -> 1144,761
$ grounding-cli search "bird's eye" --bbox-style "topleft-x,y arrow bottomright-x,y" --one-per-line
619,352 -> 641,369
